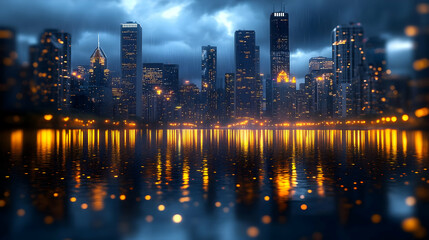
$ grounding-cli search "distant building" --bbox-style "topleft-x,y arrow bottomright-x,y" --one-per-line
120,22 -> 142,119
179,81 -> 200,123
272,69 -> 296,121
89,37 -> 112,117
308,57 -> 334,119
201,45 -> 217,123
365,37 -> 387,116
332,22 -> 367,118
224,73 -> 235,121
143,63 -> 179,123
412,1 -> 429,116
70,66 -> 90,113
235,30 -> 260,119
0,27 -> 19,111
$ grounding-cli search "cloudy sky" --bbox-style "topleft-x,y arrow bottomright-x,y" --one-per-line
0,0 -> 418,86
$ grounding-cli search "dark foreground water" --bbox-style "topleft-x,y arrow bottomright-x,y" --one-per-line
1,129 -> 429,240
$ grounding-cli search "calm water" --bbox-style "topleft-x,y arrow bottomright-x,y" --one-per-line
1,129 -> 429,240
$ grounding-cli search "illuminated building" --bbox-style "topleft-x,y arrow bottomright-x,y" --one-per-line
273,70 -> 296,121
224,73 -> 235,120
201,45 -> 217,123
235,30 -> 261,119
179,81 -> 200,123
365,37 -> 387,116
0,27 -> 19,111
332,22 -> 367,118
412,1 -> 429,117
270,12 -> 290,119
89,36 -> 112,117
120,22 -> 142,119
33,29 -> 71,112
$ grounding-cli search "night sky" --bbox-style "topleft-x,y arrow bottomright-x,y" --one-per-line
0,0 -> 417,86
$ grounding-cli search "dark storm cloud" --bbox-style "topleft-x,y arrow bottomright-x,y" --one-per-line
0,0 -> 416,84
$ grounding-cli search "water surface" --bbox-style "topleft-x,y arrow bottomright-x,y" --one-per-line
1,129 -> 429,239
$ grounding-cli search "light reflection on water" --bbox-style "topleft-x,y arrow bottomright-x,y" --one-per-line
1,129 -> 429,240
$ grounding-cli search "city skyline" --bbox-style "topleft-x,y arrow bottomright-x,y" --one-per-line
0,0 -> 416,85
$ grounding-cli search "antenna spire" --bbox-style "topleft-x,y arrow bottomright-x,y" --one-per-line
97,34 -> 100,48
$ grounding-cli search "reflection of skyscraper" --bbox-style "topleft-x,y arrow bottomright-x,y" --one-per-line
89,37 -> 111,117
201,45 -> 217,123
34,29 -> 71,112
120,22 -> 142,119
332,23 -> 367,118
235,30 -> 260,119
224,73 -> 235,120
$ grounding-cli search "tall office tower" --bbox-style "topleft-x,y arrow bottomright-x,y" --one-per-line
201,45 -> 217,123
224,73 -> 235,120
309,57 -> 334,119
0,27 -> 18,112
365,37 -> 387,116
179,81 -> 200,123
332,22 -> 367,118
235,30 -> 260,119
34,29 -> 71,112
120,22 -> 142,119
89,37 -> 112,117
412,1 -> 429,117
270,12 -> 293,121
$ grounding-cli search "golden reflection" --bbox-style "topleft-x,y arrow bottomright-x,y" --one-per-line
11,130 -> 23,158
91,184 -> 107,211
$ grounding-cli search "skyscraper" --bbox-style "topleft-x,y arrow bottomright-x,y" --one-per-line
201,45 -> 217,123
34,29 -> 71,112
120,22 -> 142,119
332,22 -> 367,118
89,36 -> 111,117
224,73 -> 235,120
235,30 -> 260,119
270,12 -> 293,121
